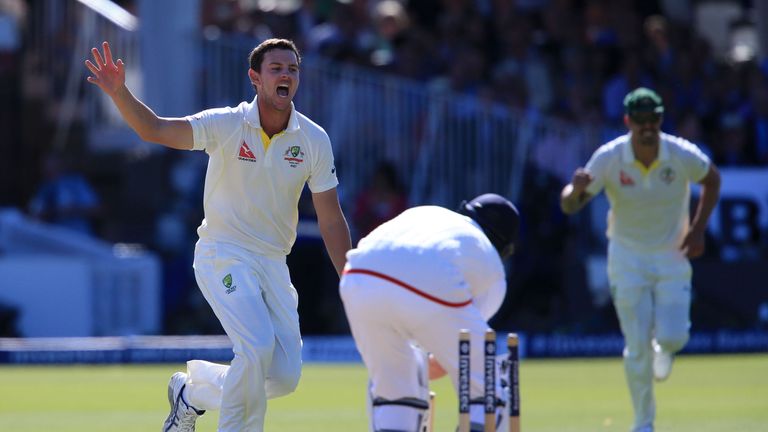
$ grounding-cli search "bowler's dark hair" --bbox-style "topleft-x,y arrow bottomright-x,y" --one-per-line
248,38 -> 301,72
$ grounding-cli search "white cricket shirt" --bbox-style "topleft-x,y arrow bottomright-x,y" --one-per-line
346,206 -> 506,320
585,132 -> 710,251
186,96 -> 338,256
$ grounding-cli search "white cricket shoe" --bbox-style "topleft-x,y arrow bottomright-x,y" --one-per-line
162,372 -> 205,432
652,340 -> 674,382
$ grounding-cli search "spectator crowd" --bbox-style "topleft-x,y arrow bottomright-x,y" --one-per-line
201,0 -> 768,166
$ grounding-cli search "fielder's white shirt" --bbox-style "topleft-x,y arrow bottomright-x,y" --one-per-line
346,206 -> 506,320
186,96 -> 338,256
585,132 -> 710,251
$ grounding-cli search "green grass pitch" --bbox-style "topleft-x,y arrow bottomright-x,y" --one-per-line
0,354 -> 766,431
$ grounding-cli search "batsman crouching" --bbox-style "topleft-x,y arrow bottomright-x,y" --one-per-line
340,194 -> 520,431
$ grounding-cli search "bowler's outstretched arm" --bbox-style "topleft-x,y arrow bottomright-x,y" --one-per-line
85,41 -> 193,150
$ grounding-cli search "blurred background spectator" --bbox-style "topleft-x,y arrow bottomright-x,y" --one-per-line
352,160 -> 408,240
28,152 -> 101,235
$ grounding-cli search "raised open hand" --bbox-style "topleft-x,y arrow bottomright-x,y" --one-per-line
85,41 -> 125,96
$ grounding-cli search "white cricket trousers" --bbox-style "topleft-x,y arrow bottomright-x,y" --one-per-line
188,239 -> 302,432
607,241 -> 692,432
340,269 -> 500,427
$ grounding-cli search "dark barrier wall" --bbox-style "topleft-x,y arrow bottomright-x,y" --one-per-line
691,259 -> 768,330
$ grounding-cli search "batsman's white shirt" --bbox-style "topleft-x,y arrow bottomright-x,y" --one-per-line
346,205 -> 506,319
187,96 -> 338,256
585,132 -> 710,252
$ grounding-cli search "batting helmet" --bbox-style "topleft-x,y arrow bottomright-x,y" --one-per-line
458,193 -> 520,258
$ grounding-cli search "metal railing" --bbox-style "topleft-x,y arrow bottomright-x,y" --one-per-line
27,0 -> 142,151
28,1 -> 614,209
199,37 -> 616,209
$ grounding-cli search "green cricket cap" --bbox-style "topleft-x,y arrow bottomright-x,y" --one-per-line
623,87 -> 664,115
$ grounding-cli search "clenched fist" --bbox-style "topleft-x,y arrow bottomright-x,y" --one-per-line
570,167 -> 594,194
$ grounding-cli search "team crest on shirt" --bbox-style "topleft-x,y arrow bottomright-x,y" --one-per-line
659,167 -> 676,184
283,145 -> 305,168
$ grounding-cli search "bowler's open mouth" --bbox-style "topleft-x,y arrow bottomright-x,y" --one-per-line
277,85 -> 289,97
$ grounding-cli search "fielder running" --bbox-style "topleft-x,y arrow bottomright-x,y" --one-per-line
85,39 -> 352,432
560,88 -> 721,432
340,193 -> 520,432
